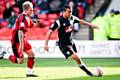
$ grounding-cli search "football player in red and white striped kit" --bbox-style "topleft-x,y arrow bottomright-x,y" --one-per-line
1,1 -> 38,77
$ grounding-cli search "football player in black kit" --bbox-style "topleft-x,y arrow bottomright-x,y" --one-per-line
44,5 -> 98,76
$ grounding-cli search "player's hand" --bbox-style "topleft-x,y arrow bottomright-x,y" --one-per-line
91,24 -> 99,29
44,44 -> 49,52
33,19 -> 41,28
36,19 -> 41,27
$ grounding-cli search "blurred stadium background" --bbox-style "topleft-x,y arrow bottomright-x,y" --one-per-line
0,0 -> 120,80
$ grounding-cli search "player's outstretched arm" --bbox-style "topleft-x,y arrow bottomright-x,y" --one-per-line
79,19 -> 98,29
44,30 -> 53,52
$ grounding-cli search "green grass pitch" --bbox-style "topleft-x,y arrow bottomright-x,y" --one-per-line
0,58 -> 120,80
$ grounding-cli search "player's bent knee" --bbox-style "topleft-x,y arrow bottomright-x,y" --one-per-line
28,53 -> 35,58
71,54 -> 80,61
26,49 -> 35,58
71,54 -> 77,59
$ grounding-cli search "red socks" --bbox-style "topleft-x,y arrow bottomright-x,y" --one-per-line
27,57 -> 34,69
8,55 -> 34,69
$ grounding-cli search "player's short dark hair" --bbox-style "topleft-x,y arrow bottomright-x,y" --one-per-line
63,5 -> 71,11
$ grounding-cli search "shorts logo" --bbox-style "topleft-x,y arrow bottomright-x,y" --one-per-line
66,51 -> 70,55
63,23 -> 66,26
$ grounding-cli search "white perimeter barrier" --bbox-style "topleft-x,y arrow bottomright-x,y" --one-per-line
0,40 -> 120,58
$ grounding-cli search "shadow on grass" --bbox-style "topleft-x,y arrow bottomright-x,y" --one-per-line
0,76 -> 26,79
49,74 -> 120,80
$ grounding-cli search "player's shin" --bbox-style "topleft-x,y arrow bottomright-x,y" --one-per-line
26,57 -> 38,77
27,57 -> 34,68
27,57 -> 34,74
71,54 -> 93,76
79,64 -> 93,76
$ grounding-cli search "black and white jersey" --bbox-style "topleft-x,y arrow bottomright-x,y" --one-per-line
50,15 -> 80,45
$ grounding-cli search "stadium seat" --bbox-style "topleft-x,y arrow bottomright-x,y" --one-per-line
0,21 -> 8,28
0,28 -> 12,40
0,14 -> 3,19
8,0 -> 14,1
49,19 -> 56,23
9,1 -> 15,7
0,6 -> 5,14
0,26 -> 58,40
48,14 -> 58,23
48,13 -> 58,20
0,1 -> 5,7
42,20 -> 52,27
38,14 -> 47,20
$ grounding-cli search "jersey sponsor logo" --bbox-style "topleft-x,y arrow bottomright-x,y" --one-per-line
20,22 -> 25,27
65,26 -> 73,32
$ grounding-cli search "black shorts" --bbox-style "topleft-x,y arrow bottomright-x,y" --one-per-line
58,42 -> 77,59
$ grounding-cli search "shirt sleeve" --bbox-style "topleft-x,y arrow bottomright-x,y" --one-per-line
18,15 -> 26,31
72,15 -> 80,23
49,20 -> 60,31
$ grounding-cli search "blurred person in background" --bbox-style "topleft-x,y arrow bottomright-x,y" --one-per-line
38,0 -> 49,14
77,2 -> 85,19
92,16 -> 109,40
7,7 -> 19,29
93,9 -> 120,40
108,10 -> 120,40
86,0 -> 94,13
68,0 -> 78,17
93,9 -> 115,40
49,0 -> 66,13
102,9 -> 116,40
69,0 -> 80,33
3,2 -> 13,20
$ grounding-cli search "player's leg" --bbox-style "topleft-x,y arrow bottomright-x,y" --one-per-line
71,53 -> 93,76
1,43 -> 24,64
24,42 -> 38,77
9,55 -> 24,64
9,44 -> 24,64
71,43 -> 93,76
58,43 -> 93,76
